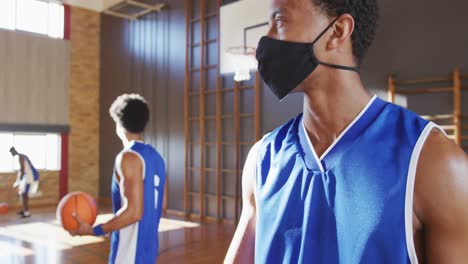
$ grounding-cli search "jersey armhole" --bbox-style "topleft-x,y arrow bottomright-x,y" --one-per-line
116,150 -> 146,182
405,122 -> 443,264
250,134 -> 269,203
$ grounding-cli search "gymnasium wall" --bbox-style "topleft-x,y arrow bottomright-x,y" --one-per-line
363,0 -> 468,116
68,6 -> 101,198
100,0 -> 186,210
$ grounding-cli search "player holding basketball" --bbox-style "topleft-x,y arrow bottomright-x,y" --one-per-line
71,94 -> 166,264
9,147 -> 40,218
225,0 -> 468,263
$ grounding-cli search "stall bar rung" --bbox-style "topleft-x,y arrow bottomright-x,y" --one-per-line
394,87 -> 453,95
240,113 -> 254,118
187,192 -> 237,201
190,12 -> 218,23
188,116 -> 217,121
222,88 -> 234,93
221,114 -> 233,119
446,135 -> 456,140
394,77 -> 452,85
223,85 -> 255,91
188,167 -> 216,172
189,141 -> 216,146
189,89 -> 219,96
191,38 -> 218,47
421,114 -> 454,121
440,125 -> 457,131
191,64 -> 218,72
221,141 -> 254,146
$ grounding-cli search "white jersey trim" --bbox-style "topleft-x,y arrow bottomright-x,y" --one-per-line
23,156 -> 35,184
301,95 -> 378,173
405,122 -> 443,264
115,222 -> 140,264
319,95 -> 377,161
250,135 -> 268,200
114,149 -> 146,264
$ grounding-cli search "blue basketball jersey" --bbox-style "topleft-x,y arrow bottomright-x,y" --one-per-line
255,96 -> 438,263
24,156 -> 39,182
109,141 -> 166,264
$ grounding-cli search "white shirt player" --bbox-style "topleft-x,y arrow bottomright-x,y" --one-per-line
14,155 -> 39,195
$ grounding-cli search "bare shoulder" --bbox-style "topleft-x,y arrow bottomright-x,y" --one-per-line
242,138 -> 267,204
116,151 -> 142,164
414,128 -> 468,223
116,151 -> 143,179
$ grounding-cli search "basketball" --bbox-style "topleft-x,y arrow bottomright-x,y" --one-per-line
56,192 -> 98,231
0,203 -> 9,214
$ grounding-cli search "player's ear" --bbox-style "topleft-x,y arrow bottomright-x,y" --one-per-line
327,14 -> 354,50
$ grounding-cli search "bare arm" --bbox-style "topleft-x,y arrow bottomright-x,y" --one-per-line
414,130 -> 468,263
101,152 -> 144,233
19,156 -> 25,177
225,141 -> 261,264
14,156 -> 25,186
71,151 -> 144,236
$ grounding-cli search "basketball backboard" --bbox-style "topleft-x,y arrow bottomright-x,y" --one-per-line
220,0 -> 270,75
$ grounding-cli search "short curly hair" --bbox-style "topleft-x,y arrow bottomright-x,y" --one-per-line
312,0 -> 379,64
109,94 -> 149,133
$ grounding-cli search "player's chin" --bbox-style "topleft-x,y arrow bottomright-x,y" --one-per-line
292,80 -> 310,94
291,85 -> 305,95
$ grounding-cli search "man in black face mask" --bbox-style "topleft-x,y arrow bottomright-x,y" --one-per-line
225,0 -> 468,263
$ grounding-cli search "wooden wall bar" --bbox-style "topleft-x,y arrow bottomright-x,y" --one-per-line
184,0 -> 261,223
388,67 -> 467,150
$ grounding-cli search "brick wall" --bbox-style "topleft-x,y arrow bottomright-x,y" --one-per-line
0,7 -> 101,209
69,7 -> 100,198
0,171 -> 59,209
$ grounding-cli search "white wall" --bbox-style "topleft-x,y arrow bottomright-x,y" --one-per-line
62,0 -> 121,12
0,29 -> 70,127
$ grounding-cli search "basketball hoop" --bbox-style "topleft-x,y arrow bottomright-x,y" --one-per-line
226,46 -> 257,82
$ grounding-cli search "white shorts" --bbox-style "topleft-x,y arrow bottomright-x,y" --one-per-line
18,179 -> 38,195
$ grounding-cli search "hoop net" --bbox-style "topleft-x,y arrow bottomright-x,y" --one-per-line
226,46 -> 257,82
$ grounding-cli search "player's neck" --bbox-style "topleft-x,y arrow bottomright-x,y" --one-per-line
302,72 -> 371,157
121,133 -> 144,147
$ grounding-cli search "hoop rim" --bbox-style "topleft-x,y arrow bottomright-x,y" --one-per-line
226,46 -> 257,56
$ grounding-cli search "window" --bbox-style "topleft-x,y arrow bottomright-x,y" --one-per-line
0,0 -> 65,39
0,0 -> 15,30
0,132 -> 61,172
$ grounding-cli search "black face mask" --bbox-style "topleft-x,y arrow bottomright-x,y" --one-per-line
256,17 -> 359,100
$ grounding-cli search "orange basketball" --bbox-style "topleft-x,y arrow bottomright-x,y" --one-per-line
0,203 -> 9,214
56,192 -> 98,231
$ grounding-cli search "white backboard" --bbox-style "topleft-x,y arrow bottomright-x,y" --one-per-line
220,0 -> 270,74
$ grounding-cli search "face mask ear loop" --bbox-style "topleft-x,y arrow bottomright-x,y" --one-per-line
312,15 -> 359,73
318,62 -> 360,73
312,16 -> 341,45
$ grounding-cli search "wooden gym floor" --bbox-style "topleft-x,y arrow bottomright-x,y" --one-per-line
0,206 -> 234,264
